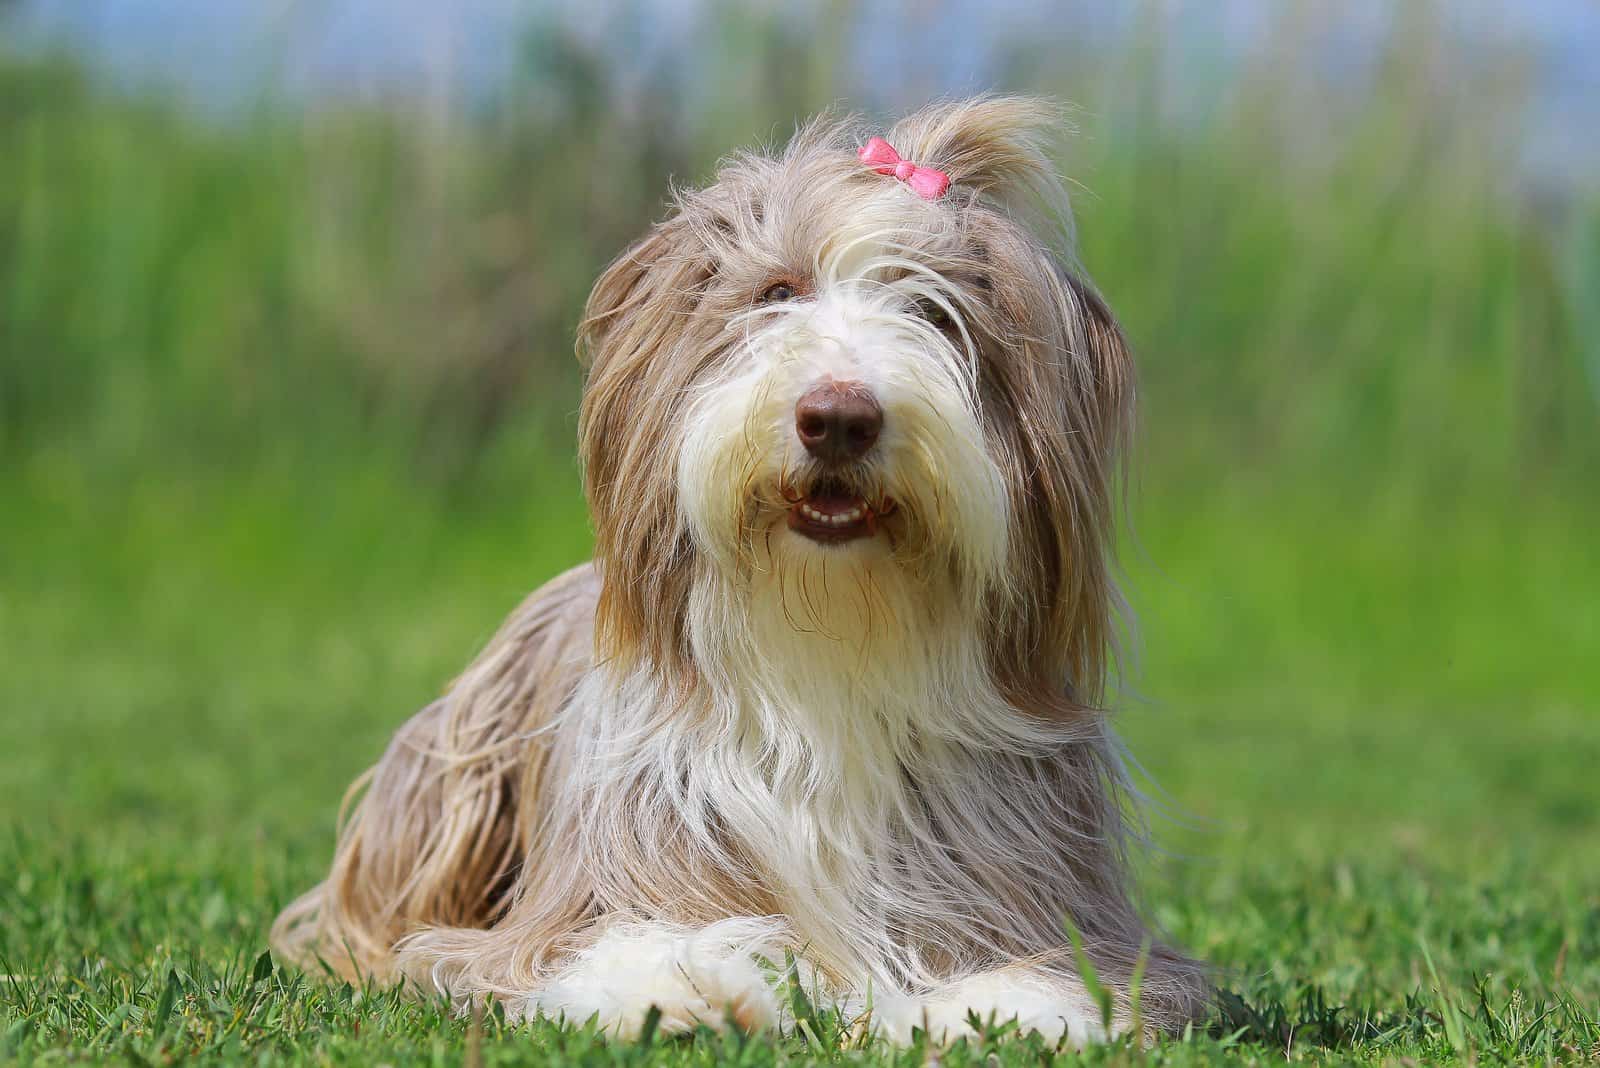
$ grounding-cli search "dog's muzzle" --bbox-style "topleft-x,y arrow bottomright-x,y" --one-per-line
785,380 -> 895,545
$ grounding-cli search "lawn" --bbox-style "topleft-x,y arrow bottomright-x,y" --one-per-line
3,456 -> 1595,1066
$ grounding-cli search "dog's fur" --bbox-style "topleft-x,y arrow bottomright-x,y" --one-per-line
272,97 -> 1208,1045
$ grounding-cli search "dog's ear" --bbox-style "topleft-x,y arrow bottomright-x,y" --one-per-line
969,214 -> 1135,716
579,223 -> 690,367
577,218 -> 713,679
984,257 -> 1135,716
887,95 -> 1064,200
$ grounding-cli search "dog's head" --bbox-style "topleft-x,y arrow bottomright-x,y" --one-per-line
578,97 -> 1133,714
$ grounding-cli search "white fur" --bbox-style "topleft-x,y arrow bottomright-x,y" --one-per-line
513,918 -> 786,1037
869,970 -> 1110,1047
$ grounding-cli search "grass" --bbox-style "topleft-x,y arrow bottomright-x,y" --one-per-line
3,9 -> 1599,1063
2,457 -> 1596,1065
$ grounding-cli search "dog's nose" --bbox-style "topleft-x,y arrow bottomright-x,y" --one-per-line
795,381 -> 883,463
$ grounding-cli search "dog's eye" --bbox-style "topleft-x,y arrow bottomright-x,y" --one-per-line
914,297 -> 955,330
759,281 -> 799,304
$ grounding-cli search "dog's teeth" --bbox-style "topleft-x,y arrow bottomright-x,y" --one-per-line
797,500 -> 868,527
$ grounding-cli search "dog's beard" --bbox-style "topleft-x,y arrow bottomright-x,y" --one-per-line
665,282 -> 1083,805
626,283 -> 1098,989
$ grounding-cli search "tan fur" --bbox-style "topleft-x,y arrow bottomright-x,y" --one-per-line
274,96 -> 1208,1040
271,565 -> 599,979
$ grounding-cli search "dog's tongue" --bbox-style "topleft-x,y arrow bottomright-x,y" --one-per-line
805,491 -> 864,516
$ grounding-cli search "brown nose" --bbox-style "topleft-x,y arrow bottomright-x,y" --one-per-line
795,381 -> 883,463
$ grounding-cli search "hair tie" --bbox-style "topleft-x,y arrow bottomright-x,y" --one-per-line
858,137 -> 951,200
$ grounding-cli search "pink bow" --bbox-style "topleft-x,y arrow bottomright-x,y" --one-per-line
858,137 -> 951,200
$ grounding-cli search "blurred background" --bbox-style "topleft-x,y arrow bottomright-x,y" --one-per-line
2,0 -> 1597,968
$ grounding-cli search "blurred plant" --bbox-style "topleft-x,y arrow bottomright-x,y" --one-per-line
1560,200 -> 1600,416
1059,4 -> 1597,499
0,3 -> 1594,498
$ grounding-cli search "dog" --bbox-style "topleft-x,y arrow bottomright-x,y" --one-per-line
272,96 -> 1208,1045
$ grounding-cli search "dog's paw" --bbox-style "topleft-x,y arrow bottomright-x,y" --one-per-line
515,918 -> 784,1038
867,970 -> 1111,1047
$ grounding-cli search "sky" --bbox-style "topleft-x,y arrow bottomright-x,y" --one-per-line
7,0 -> 1598,189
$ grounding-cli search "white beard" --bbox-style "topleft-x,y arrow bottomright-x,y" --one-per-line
531,580 -> 1117,1041
554,529 -> 1097,987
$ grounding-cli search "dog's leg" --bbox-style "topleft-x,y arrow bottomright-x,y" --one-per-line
509,917 -> 789,1038
868,968 -> 1118,1048
270,698 -> 527,980
272,565 -> 599,981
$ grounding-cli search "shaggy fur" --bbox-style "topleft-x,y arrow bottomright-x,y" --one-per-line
273,96 -> 1209,1045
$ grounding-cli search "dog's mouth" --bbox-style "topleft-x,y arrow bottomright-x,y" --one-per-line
781,477 -> 896,545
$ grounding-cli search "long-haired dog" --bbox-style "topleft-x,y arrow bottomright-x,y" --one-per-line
273,96 -> 1208,1045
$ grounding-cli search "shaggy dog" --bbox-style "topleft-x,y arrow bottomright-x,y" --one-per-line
273,96 -> 1208,1045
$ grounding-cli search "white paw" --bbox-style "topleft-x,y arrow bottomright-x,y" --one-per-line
514,918 -> 785,1037
869,970 -> 1110,1047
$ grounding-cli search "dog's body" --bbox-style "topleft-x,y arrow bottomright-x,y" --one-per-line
273,97 -> 1207,1044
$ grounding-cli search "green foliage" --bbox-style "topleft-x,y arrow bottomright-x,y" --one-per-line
3,9 -> 1596,493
